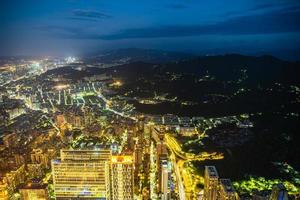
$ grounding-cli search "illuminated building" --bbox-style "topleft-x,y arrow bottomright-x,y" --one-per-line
151,126 -> 169,195
161,160 -> 169,200
157,154 -> 168,194
7,107 -> 25,120
2,133 -> 17,148
178,125 -> 197,136
55,115 -> 66,127
0,179 -> 9,200
14,154 -> 25,167
27,164 -> 44,179
204,166 -> 219,200
19,182 -> 49,200
31,148 -> 55,169
30,149 -> 48,169
218,179 -> 239,200
269,183 -> 288,200
0,164 -> 26,198
111,155 -> 134,200
134,140 -> 143,182
52,149 -> 112,199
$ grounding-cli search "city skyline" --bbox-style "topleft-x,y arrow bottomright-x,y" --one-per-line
0,1 -> 299,200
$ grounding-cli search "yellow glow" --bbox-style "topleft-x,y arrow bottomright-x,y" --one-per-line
54,84 -> 69,90
111,80 -> 123,87
111,155 -> 133,163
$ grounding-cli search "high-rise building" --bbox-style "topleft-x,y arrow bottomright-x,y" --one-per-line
269,183 -> 288,200
30,148 -> 55,169
52,149 -> 112,200
3,164 -> 26,197
157,154 -> 168,194
161,160 -> 169,200
111,155 -> 134,200
204,166 -> 219,200
218,179 -> 239,200
19,181 -> 49,200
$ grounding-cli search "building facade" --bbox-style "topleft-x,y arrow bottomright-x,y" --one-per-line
204,166 -> 219,200
219,179 -> 239,200
52,149 -> 112,200
111,155 -> 134,200
19,182 -> 49,200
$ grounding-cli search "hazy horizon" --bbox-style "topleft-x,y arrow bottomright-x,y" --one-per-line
1,0 -> 300,61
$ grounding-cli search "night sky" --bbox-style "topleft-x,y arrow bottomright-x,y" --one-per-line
1,0 -> 300,60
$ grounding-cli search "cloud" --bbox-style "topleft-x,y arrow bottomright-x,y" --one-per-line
96,8 -> 300,40
35,6 -> 300,41
165,3 -> 187,10
72,9 -> 112,20
67,17 -> 98,22
35,25 -> 80,34
225,1 -> 300,17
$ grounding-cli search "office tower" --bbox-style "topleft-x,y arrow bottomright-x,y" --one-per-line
269,183 -> 288,200
219,179 -> 239,200
157,154 -> 168,193
52,149 -> 112,200
111,155 -> 134,200
19,182 -> 49,200
161,160 -> 169,200
204,166 -> 219,200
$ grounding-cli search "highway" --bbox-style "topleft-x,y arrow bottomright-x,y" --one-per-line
170,153 -> 186,200
164,133 -> 224,200
165,134 -> 224,161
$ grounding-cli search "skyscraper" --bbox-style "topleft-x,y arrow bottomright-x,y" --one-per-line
218,179 -> 239,200
51,149 -> 112,200
111,155 -> 134,200
204,166 -> 219,200
161,160 -> 169,200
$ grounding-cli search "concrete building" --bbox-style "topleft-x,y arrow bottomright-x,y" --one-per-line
204,166 -> 219,200
52,149 -> 112,199
219,179 -> 239,200
0,165 -> 26,199
269,183 -> 288,200
111,155 -> 134,200
19,181 -> 49,200
27,164 -> 44,180
161,160 -> 169,200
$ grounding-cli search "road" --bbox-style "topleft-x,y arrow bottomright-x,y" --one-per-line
96,89 -> 137,121
170,153 -> 186,200
164,133 -> 224,200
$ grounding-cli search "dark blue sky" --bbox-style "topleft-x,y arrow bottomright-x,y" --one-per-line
1,0 -> 300,60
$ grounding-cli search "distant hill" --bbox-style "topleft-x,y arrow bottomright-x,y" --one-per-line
43,53 -> 300,85
86,48 -> 195,65
110,54 -> 300,85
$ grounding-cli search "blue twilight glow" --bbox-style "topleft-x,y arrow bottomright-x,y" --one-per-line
0,0 -> 300,60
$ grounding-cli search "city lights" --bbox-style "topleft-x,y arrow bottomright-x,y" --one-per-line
111,80 -> 123,87
54,84 -> 69,90
0,1 -> 299,198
